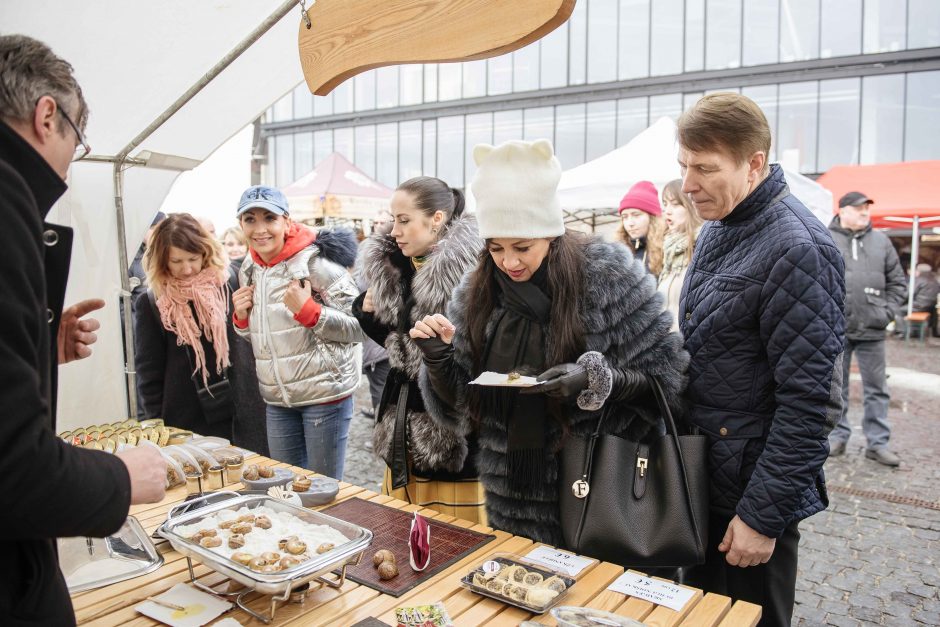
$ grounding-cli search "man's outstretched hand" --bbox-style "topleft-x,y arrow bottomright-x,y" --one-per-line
58,298 -> 105,364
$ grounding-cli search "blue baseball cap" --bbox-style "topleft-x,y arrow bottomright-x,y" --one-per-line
237,185 -> 289,217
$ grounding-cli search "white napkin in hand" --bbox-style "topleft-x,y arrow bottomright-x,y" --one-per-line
469,371 -> 539,387
135,583 -> 232,627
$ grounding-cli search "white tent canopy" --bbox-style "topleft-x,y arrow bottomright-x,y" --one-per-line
3,1 -> 307,429
558,116 -> 834,227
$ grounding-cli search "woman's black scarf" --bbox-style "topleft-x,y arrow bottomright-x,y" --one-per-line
477,262 -> 553,498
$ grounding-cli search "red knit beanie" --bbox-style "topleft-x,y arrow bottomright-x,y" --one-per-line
618,180 -> 661,216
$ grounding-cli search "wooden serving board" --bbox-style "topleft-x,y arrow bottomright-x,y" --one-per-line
320,497 -> 495,596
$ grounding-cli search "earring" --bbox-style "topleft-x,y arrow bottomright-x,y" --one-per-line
431,227 -> 438,234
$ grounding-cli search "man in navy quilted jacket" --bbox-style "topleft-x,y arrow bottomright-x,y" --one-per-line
677,93 -> 845,627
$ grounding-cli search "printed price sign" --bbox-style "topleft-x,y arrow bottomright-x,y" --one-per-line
607,572 -> 696,612
523,546 -> 595,577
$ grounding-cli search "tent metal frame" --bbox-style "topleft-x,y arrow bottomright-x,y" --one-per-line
562,207 -> 619,231
883,215 -> 940,315
82,0 -> 302,418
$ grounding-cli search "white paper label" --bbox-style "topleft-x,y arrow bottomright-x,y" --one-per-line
523,546 -> 595,577
607,572 -> 696,612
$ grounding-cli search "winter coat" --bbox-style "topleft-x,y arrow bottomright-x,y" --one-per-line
913,272 -> 939,312
134,269 -> 268,454
829,217 -> 907,341
658,231 -> 697,332
420,236 -> 688,545
353,214 -> 482,485
680,164 -> 845,539
0,120 -> 131,625
235,226 -> 363,407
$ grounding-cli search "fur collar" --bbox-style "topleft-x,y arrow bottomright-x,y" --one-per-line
446,235 -> 688,430
357,213 -> 482,328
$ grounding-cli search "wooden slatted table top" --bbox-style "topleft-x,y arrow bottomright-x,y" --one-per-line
71,455 -> 761,627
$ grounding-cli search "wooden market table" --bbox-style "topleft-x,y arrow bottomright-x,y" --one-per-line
71,454 -> 761,627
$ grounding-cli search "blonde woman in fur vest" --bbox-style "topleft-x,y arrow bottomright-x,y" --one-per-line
658,179 -> 704,332
353,177 -> 486,523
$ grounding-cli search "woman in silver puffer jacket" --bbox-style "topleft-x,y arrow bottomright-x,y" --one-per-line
232,185 -> 363,479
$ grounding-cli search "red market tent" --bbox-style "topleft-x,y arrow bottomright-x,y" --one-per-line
282,152 -> 393,222
817,160 -> 940,314
816,161 -> 940,230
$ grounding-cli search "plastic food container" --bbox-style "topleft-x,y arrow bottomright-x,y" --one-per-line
162,445 -> 202,478
157,446 -> 188,488
459,552 -> 576,614
178,443 -> 222,477
551,606 -> 649,626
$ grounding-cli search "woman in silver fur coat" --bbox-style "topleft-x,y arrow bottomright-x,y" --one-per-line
411,140 -> 688,546
353,177 -> 487,523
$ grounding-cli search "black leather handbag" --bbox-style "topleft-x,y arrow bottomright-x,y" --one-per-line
559,378 -> 709,568
147,288 -> 235,426
193,372 -> 235,425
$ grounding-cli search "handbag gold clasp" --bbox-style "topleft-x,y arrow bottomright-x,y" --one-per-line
637,457 -> 648,478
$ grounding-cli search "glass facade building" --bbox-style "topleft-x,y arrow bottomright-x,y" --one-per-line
260,0 -> 940,190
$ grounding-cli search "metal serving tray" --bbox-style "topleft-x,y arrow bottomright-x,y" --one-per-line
157,492 -> 372,622
59,516 -> 164,593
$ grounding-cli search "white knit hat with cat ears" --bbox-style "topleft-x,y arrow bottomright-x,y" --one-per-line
471,139 -> 566,239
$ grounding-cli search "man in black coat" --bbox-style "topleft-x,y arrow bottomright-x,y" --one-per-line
0,35 -> 167,625
677,94 -> 845,627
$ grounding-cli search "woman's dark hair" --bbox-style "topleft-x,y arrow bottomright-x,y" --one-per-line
397,176 -> 465,223
463,231 -> 587,433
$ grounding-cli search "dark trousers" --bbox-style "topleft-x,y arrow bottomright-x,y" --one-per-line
832,338 -> 891,450
684,513 -> 800,627
365,359 -> 391,412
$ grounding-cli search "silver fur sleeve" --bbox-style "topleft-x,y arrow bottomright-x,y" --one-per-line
576,350 -> 612,411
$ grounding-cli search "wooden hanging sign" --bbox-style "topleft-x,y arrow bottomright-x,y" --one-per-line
298,0 -> 576,96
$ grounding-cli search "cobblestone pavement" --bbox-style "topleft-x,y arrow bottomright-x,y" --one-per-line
794,337 -> 940,626
343,380 -> 386,493
343,337 -> 940,626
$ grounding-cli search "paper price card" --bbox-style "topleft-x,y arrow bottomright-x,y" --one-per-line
607,572 -> 695,612
523,546 -> 595,577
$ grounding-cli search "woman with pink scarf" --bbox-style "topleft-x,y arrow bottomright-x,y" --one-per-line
134,213 -> 243,438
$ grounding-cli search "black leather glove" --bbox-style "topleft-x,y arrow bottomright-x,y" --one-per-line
609,367 -> 650,402
414,335 -> 453,363
413,336 -> 460,407
521,362 -> 588,401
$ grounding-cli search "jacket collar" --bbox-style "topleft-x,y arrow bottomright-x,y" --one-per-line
249,222 -> 316,267
721,163 -> 787,225
361,213 -> 481,328
0,119 -> 68,219
828,215 -> 872,239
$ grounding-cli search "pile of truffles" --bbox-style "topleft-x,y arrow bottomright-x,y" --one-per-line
372,549 -> 399,580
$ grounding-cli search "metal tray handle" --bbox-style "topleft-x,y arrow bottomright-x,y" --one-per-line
165,490 -> 241,522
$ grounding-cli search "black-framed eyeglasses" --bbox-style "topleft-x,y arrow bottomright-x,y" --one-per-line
55,100 -> 91,162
